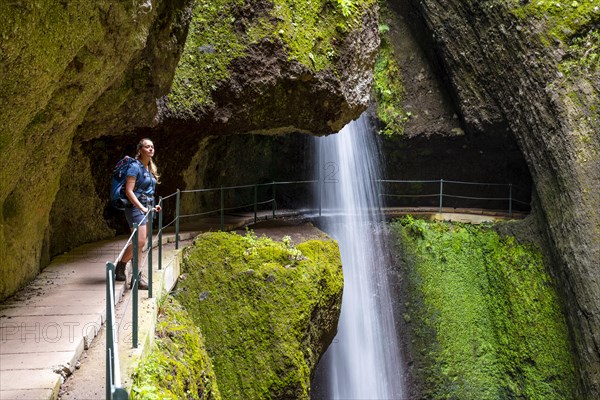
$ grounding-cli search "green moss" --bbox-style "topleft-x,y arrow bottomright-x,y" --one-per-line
176,231 -> 343,400
131,297 -> 221,400
391,216 -> 577,399
168,0 -> 375,115
510,0 -> 600,42
509,0 -> 600,74
373,4 -> 408,136
167,0 -> 246,114
253,0 -> 375,70
559,27 -> 600,75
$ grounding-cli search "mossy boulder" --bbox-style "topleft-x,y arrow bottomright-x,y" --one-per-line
390,217 -> 577,399
131,296 -> 221,400
160,0 -> 380,135
176,231 -> 343,400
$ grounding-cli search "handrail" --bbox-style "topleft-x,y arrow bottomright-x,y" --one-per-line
105,262 -> 129,399
105,177 -> 530,399
377,178 -> 530,215
104,207 -> 152,400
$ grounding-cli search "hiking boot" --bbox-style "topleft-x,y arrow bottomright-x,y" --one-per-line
129,272 -> 148,290
115,261 -> 127,281
138,274 -> 149,290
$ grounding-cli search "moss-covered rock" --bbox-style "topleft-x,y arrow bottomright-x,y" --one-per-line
390,216 -> 577,399
176,231 -> 343,400
130,296 -> 221,400
161,0 -> 380,135
0,0 -> 382,302
373,3 -> 407,136
0,0 -> 193,300
395,0 -> 599,395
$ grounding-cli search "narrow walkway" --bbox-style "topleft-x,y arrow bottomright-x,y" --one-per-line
0,210 -> 298,400
0,207 -> 524,400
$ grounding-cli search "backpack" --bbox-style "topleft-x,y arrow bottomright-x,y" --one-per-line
110,156 -> 139,210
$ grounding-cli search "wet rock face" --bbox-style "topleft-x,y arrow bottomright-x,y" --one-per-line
159,4 -> 380,136
401,0 -> 600,396
0,0 -> 194,300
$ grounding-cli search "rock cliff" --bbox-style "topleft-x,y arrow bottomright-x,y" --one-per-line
0,0 -> 379,300
393,0 -> 600,396
391,217 -> 577,399
0,0 -> 194,299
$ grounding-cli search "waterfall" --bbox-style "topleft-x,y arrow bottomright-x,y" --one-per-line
312,115 -> 406,399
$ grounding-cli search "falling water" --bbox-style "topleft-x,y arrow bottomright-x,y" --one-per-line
312,115 -> 406,399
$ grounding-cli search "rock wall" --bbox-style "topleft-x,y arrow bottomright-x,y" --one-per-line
0,0 -> 380,301
391,217 -> 578,399
161,0 -> 380,135
0,0 -> 194,300
395,0 -> 600,396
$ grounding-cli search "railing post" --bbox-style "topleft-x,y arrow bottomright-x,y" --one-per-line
175,189 -> 180,250
509,183 -> 513,217
106,262 -> 114,400
220,186 -> 225,231
439,179 -> 444,213
132,223 -> 139,348
158,196 -> 163,270
254,184 -> 258,223
272,181 -> 276,218
147,208 -> 153,299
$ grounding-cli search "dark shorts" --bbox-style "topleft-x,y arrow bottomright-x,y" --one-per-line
124,206 -> 147,228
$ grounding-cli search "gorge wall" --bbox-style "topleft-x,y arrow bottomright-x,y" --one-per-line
0,0 -> 379,300
390,0 -> 599,396
0,0 -> 195,298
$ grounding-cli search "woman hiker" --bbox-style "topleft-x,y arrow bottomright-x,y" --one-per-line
115,138 -> 161,289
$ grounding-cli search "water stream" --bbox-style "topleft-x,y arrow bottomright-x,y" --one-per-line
311,115 -> 406,399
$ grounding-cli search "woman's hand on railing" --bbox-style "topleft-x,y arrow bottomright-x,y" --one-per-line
153,205 -> 162,213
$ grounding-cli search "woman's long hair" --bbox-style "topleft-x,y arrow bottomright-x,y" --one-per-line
136,138 -> 161,184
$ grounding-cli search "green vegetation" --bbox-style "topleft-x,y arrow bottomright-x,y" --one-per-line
373,4 -> 408,136
510,0 -> 599,42
167,0 -> 246,115
175,231 -> 343,399
560,27 -> 600,74
168,0 -> 375,115
509,0 -> 600,74
391,216 -> 577,399
131,297 -> 221,400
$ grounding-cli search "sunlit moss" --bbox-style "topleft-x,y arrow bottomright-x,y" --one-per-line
509,0 -> 600,74
167,0 -> 376,115
176,231 -> 343,399
391,216 -> 577,399
130,297 -> 221,400
373,4 -> 407,136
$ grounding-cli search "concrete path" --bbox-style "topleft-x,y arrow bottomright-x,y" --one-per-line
0,238 -> 129,400
0,210 -> 297,400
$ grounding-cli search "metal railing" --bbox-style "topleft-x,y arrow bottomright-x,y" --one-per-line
105,208 -> 153,399
378,179 -> 530,216
103,180 -> 315,399
104,177 -> 529,399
